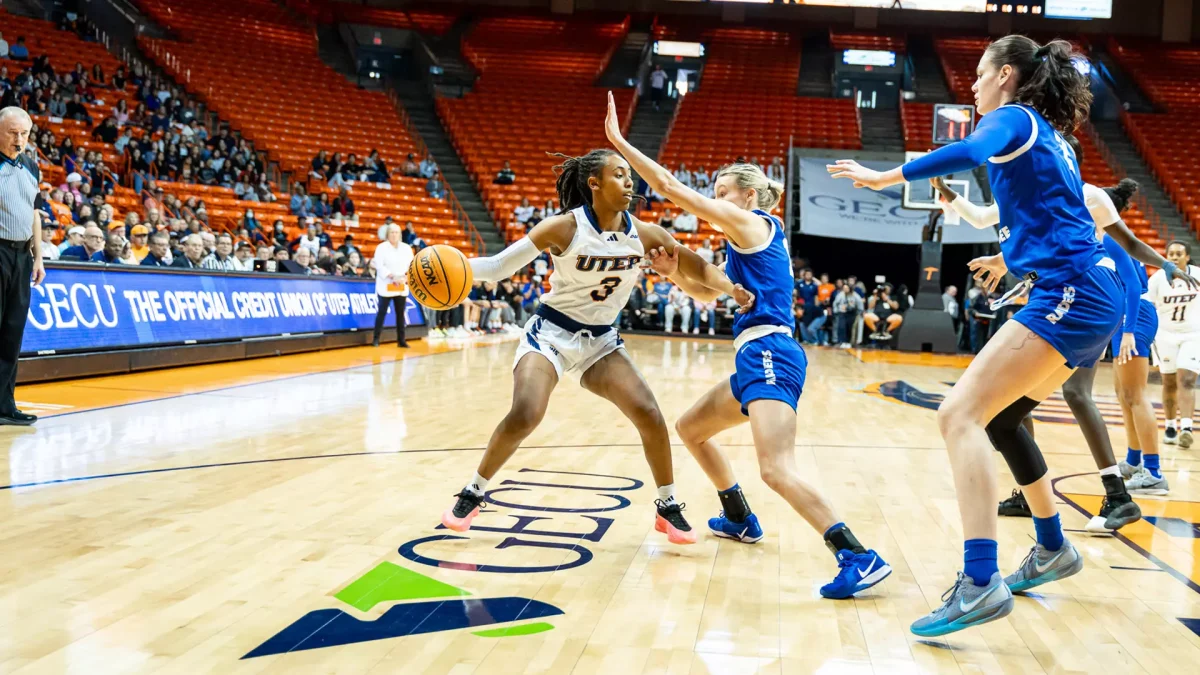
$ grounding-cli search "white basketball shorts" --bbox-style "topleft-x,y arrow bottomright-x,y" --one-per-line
1153,331 -> 1200,374
513,313 -> 624,378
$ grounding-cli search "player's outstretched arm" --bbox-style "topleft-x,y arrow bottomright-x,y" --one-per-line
930,177 -> 1000,229
604,92 -> 763,246
635,220 -> 754,310
467,214 -> 575,282
1102,220 -> 1200,288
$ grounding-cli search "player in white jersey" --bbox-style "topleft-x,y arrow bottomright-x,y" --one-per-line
441,149 -> 753,544
1148,240 -> 1200,459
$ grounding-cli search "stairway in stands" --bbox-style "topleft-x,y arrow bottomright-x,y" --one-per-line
796,30 -> 834,98
858,107 -> 905,152
1094,120 -> 1197,248
627,97 -> 677,160
906,34 -> 952,103
393,81 -> 503,254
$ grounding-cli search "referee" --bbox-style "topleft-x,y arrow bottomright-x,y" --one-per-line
0,107 -> 45,426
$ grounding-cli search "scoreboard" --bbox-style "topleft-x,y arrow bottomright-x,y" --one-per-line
933,104 -> 975,145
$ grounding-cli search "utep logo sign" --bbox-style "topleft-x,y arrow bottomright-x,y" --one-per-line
862,380 -> 1166,426
244,468 -> 640,658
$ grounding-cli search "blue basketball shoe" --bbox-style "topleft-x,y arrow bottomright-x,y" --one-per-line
707,511 -> 764,543
820,549 -> 892,599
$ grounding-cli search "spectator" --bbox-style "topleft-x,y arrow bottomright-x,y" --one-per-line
865,284 -> 903,341
692,297 -> 717,335
696,238 -> 714,264
0,32 -> 8,59
273,246 -> 290,263
337,234 -> 359,259
9,37 -> 28,61
494,161 -> 515,185
673,163 -> 692,188
817,273 -> 835,305
291,246 -> 317,274
61,172 -> 84,202
514,197 -> 535,225
39,220 -> 59,261
401,153 -> 420,177
60,224 -> 105,261
140,232 -> 172,266
766,156 -> 785,183
371,223 -> 414,347
128,224 -> 150,261
58,225 -> 84,253
664,284 -> 692,333
171,234 -> 206,268
649,64 -> 667,110
943,284 -> 960,336
800,295 -> 830,346
91,117 -> 119,144
832,281 -> 864,348
364,149 -> 389,182
425,175 -> 445,200
314,221 -> 332,249
794,268 -> 819,337
674,209 -> 698,233
271,220 -> 288,248
241,209 -> 260,235
255,245 -> 272,262
294,223 -> 320,258
657,208 -> 676,231
419,154 -> 438,179
402,220 -> 419,246
99,233 -> 126,264
289,184 -> 310,216
968,282 -> 994,353
65,94 -> 92,124
521,275 -> 543,317
232,242 -> 255,272
498,277 -> 524,325
539,198 -> 558,220
693,165 -> 711,194
342,250 -> 366,277
331,188 -> 356,221
310,150 -> 329,181
200,231 -> 217,256
311,192 -> 331,219
202,234 -> 237,271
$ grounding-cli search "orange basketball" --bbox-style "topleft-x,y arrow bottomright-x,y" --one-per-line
407,245 -> 474,310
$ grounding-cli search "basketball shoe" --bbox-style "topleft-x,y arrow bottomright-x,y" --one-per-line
1084,494 -> 1142,534
707,511 -> 764,543
1117,460 -> 1141,479
1125,468 -> 1169,495
998,489 -> 1032,517
820,549 -> 892,599
654,500 -> 697,544
1004,540 -> 1083,593
1180,427 -> 1194,449
910,572 -> 1013,637
1164,426 -> 1178,445
441,490 -> 485,532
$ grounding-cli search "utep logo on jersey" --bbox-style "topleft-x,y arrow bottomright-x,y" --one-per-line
244,468 -> 642,659
575,254 -> 641,273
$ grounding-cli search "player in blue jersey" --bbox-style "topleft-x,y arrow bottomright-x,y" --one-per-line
935,171 -> 1160,532
604,93 -> 892,600
829,36 -> 1197,636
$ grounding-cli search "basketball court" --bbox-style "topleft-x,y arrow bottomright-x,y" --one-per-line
3,335 -> 1198,674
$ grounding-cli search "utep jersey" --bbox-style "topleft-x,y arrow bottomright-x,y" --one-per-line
1148,264 -> 1200,334
725,210 -> 795,337
541,205 -> 643,326
986,104 -> 1106,288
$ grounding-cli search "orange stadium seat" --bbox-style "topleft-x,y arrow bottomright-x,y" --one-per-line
130,0 -> 474,252
829,29 -> 906,55
436,15 -> 632,242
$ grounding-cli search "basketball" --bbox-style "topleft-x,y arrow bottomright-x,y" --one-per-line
408,245 -> 473,310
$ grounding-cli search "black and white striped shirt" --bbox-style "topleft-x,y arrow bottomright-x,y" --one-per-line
0,151 -> 39,242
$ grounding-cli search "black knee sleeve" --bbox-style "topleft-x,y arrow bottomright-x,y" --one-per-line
987,397 -> 1048,486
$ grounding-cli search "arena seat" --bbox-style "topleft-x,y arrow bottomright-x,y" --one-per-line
279,0 -> 456,35
933,36 -> 990,104
829,29 -> 906,55
436,15 -> 632,242
131,0 -> 474,252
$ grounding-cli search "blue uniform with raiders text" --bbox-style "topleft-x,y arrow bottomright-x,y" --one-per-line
726,210 -> 806,415
904,103 -> 1123,368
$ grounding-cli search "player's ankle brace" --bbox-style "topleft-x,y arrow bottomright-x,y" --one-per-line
986,397 -> 1048,486
823,523 -> 867,556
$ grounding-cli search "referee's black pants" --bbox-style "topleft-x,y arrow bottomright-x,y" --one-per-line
0,243 -> 32,415
373,294 -> 408,346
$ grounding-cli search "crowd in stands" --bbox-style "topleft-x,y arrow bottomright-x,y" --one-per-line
942,279 -> 1020,355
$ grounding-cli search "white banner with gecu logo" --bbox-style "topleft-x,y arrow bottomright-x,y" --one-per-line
798,158 -> 999,244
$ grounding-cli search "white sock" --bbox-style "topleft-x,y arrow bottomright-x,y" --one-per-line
466,472 -> 490,496
1167,419 -> 1177,430
1099,465 -> 1121,477
656,483 -> 676,505
1184,418 -> 1193,430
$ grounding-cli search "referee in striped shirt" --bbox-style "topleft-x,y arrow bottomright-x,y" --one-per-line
0,108 -> 46,426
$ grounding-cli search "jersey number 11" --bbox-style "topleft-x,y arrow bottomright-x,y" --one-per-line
1173,305 -> 1188,323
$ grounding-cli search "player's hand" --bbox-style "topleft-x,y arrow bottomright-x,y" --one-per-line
732,284 -> 755,314
968,254 -> 1007,294
1165,261 -> 1200,290
826,160 -> 890,191
31,257 -> 45,286
1117,332 -> 1138,365
605,91 -> 624,144
642,245 -> 679,276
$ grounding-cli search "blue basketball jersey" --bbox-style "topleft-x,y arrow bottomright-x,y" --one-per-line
725,210 -> 795,338
986,104 -> 1106,288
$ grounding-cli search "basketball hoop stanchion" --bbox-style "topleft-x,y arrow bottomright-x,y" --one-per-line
896,206 -> 960,353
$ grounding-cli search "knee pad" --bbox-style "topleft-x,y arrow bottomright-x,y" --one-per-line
987,397 -> 1048,486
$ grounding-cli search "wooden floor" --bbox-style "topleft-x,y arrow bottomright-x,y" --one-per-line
3,335 -> 1199,674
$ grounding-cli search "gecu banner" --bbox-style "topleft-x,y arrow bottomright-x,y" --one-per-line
798,158 -> 998,245
22,265 -> 425,355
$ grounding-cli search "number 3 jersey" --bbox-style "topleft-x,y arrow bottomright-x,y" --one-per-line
541,205 -> 644,327
1148,264 -> 1200,334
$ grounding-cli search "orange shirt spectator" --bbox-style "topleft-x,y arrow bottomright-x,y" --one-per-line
817,273 -> 835,304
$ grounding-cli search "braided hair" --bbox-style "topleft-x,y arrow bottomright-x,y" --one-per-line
1102,178 -> 1138,213
549,149 -> 628,213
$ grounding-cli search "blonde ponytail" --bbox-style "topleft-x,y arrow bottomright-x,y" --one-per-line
714,163 -> 783,211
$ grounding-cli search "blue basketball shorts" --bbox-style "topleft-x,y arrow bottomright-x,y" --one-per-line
729,332 -> 807,416
1109,298 -> 1158,360
1012,261 -> 1123,369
